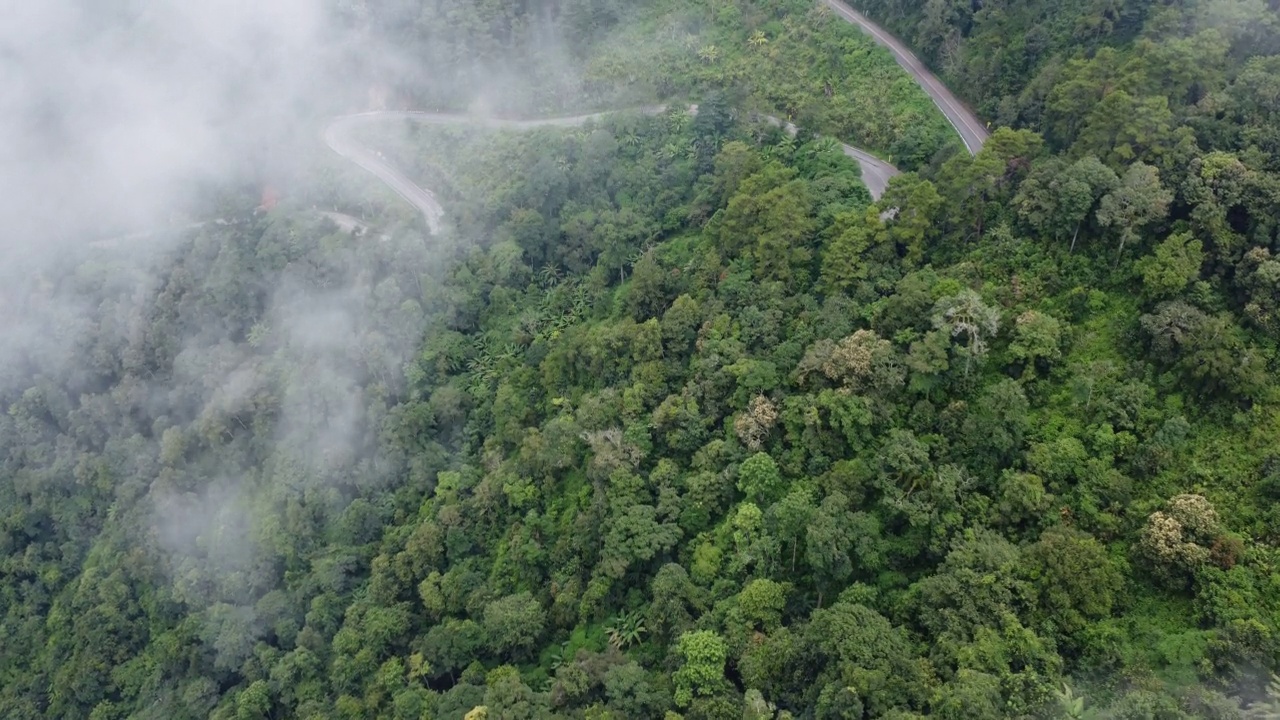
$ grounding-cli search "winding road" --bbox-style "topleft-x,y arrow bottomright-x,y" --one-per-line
323,1 -> 988,232
822,0 -> 989,154
324,109 -> 661,234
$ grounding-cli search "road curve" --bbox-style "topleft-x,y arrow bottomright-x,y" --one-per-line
323,106 -> 901,232
770,116 -> 899,198
325,108 -> 680,234
841,143 -> 899,196
324,115 -> 448,234
822,0 -> 989,155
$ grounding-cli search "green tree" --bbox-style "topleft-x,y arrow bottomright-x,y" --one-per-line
819,206 -> 880,296
1135,232 -> 1204,299
932,290 -> 1001,374
716,163 -> 817,284
1008,310 -> 1064,372
235,680 -> 271,720
598,503 -> 682,580
673,630 -> 728,707
803,602 -> 927,715
768,486 -> 817,572
604,662 -> 670,717
1140,301 -> 1268,399
911,529 -> 1030,642
1096,161 -> 1172,263
879,174 -> 945,266
737,452 -> 786,506
808,489 -> 860,602
711,141 -> 764,204
1023,526 -> 1125,636
1237,247 -> 1280,335
1014,155 -> 1118,252
1075,91 -> 1178,166
938,128 -> 1044,238
482,666 -> 548,719
737,579 -> 787,632
483,593 -> 547,660
648,564 -> 701,641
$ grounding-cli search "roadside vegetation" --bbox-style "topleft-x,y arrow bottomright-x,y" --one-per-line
581,0 -> 957,167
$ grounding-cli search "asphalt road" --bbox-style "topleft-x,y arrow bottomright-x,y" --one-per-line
822,0 -> 989,154
323,115 -> 449,234
767,115 -> 899,198
323,106 -> 901,231
324,109 -> 677,234
840,143 -> 899,197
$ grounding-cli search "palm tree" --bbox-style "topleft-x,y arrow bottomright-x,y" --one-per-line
538,263 -> 563,288
768,133 -> 798,159
666,109 -> 693,134
748,30 -> 768,48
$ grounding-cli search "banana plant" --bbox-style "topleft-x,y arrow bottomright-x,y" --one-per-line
547,640 -> 572,672
1055,682 -> 1086,720
605,609 -> 648,650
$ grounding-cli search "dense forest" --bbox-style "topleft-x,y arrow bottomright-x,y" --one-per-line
6,0 -> 1280,718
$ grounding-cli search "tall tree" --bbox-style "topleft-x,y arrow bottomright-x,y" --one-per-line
1096,161 -> 1172,263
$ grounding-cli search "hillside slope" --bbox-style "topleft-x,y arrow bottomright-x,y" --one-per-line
5,0 -> 1280,719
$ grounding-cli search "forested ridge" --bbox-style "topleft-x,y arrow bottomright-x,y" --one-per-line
6,0 -> 1280,718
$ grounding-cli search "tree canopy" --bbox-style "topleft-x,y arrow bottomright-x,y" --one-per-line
6,0 -> 1280,718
